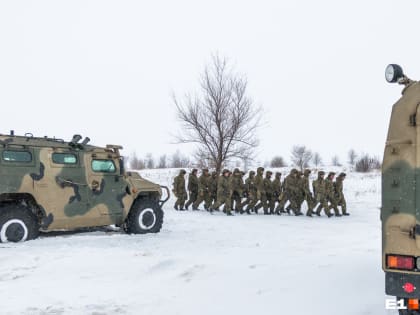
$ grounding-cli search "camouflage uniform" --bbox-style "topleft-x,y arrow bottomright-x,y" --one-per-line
325,172 -> 341,216
253,167 -> 266,214
278,169 -> 302,215
211,169 -> 233,215
255,171 -> 274,214
173,169 -> 187,210
272,172 -> 282,215
242,170 -> 257,214
295,171 -> 305,210
313,171 -> 332,217
209,171 -> 218,206
334,172 -> 349,216
193,169 -> 211,210
185,169 -> 198,210
231,168 -> 244,212
301,169 -> 315,216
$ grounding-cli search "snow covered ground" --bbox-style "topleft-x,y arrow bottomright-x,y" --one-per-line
0,169 -> 391,315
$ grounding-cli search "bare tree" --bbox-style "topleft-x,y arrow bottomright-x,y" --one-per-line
355,154 -> 382,172
312,152 -> 322,168
130,151 -> 145,170
331,155 -> 342,166
348,149 -> 357,166
174,55 -> 261,172
270,156 -> 286,168
158,154 -> 167,169
291,145 -> 312,171
145,153 -> 155,169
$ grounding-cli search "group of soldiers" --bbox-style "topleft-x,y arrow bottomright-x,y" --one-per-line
172,167 -> 349,217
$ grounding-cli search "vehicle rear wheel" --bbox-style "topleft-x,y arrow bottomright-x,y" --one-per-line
125,199 -> 163,234
0,205 -> 39,243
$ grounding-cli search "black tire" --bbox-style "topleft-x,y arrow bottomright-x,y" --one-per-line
0,204 -> 39,243
125,198 -> 164,234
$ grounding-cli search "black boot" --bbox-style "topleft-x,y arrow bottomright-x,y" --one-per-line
174,204 -> 178,210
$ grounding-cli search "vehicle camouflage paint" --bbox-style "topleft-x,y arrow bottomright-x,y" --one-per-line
383,64 -> 420,313
0,133 -> 169,243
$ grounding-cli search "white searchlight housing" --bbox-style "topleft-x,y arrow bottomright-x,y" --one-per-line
385,64 -> 404,83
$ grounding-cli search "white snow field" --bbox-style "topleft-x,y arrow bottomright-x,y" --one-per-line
0,169 -> 392,315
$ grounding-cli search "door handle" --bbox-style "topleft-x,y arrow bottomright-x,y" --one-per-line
91,180 -> 99,191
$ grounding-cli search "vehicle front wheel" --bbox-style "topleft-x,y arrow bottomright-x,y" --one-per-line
125,199 -> 163,234
0,205 -> 39,243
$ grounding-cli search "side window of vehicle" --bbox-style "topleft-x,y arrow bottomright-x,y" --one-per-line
52,153 -> 78,165
2,150 -> 32,163
91,159 -> 116,173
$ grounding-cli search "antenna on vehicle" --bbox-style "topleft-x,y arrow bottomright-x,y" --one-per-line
81,137 -> 90,145
69,134 -> 82,147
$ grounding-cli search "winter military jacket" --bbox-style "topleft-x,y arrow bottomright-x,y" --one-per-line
217,176 -> 231,198
187,174 -> 199,193
334,178 -> 344,199
272,178 -> 282,196
231,173 -> 244,195
209,175 -> 218,197
263,177 -> 273,195
173,174 -> 187,197
255,174 -> 265,194
284,174 -> 298,195
302,175 -> 312,197
198,174 -> 211,194
325,177 -> 335,198
312,177 -> 326,198
244,176 -> 257,195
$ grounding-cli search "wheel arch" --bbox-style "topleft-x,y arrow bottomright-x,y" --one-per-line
0,193 -> 45,225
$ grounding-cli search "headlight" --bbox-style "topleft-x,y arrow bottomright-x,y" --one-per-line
385,64 -> 404,83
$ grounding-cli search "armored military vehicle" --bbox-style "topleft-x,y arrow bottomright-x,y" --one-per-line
383,64 -> 420,314
0,132 -> 169,243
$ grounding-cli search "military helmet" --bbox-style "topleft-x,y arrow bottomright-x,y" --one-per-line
318,170 -> 325,176
266,170 -> 273,175
291,168 -> 298,174
192,168 -> 198,174
338,172 -> 346,177
275,172 -> 281,177
234,168 -> 240,173
249,170 -> 255,176
202,168 -> 209,173
180,169 -> 186,174
328,172 -> 336,177
304,169 -> 311,175
222,169 -> 230,175
257,166 -> 264,172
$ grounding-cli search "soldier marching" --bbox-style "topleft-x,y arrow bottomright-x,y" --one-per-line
173,167 -> 350,217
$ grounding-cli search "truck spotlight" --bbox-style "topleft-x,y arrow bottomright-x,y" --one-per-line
385,64 -> 404,83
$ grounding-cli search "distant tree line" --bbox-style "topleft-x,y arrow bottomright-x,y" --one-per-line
127,150 -> 191,170
128,146 -> 382,173
267,146 -> 381,173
